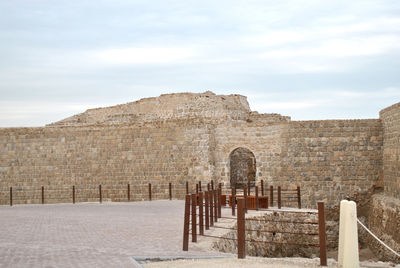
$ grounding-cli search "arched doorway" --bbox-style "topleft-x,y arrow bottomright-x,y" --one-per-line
229,147 -> 256,188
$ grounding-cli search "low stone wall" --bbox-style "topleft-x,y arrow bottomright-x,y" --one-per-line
212,210 -> 338,258
368,194 -> 400,263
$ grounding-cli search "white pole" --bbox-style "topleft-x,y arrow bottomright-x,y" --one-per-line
338,200 -> 360,268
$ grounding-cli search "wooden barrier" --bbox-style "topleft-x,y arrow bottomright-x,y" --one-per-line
73,185 -> 75,204
237,198 -> 245,259
99,185 -> 102,203
191,194 -> 197,242
148,183 -> 152,201
199,192 -> 204,235
182,194 -> 190,251
318,202 -> 327,266
10,187 -> 12,206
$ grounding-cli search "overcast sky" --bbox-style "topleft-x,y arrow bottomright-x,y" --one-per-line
1,0 -> 399,127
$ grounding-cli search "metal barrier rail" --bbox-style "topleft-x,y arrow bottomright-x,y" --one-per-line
183,189 -> 327,266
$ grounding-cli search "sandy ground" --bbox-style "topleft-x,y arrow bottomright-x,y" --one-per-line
143,256 -> 400,268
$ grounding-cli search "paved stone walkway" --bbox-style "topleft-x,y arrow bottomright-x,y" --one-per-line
0,200 -> 229,268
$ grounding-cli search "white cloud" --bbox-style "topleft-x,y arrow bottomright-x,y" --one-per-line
95,47 -> 196,65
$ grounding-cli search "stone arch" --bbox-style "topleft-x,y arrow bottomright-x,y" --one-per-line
229,147 -> 256,188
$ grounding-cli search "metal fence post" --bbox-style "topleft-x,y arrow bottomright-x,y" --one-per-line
209,190 -> 214,226
183,194 -> 190,251
10,187 -> 12,206
255,186 -> 259,211
247,179 -> 251,196
149,183 -> 152,201
270,186 -> 273,207
199,192 -> 204,235
127,184 -> 130,201
198,181 -> 202,192
211,180 -> 214,190
213,190 -> 218,222
243,186 -> 248,213
207,183 -> 210,191
41,186 -> 44,204
205,190 -> 210,230
196,184 -> 199,194
186,181 -> 189,195
218,188 -> 222,218
318,202 -> 327,266
169,182 -> 172,200
237,198 -> 246,259
297,186 -> 301,209
232,187 -> 236,216
73,185 -> 75,204
191,193 -> 197,242
99,185 -> 102,203
278,186 -> 281,209
261,180 -> 264,196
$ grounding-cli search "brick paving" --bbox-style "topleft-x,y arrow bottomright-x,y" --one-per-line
0,200 -> 229,268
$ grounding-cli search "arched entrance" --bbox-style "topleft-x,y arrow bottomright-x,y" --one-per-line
229,147 -> 256,188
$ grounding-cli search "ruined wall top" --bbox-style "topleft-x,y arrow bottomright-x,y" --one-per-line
48,91 -> 289,127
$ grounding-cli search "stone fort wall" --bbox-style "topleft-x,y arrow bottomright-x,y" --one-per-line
213,118 -> 382,208
0,92 -> 385,209
0,119 -> 215,204
366,103 -> 400,262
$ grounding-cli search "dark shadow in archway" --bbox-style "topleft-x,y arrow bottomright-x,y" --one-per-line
229,147 -> 256,188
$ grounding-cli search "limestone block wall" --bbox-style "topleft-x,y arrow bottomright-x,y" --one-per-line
380,102 -> 400,198
0,119 -> 214,205
281,120 -> 382,208
214,118 -> 382,208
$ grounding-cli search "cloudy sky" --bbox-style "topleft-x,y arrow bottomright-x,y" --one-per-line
1,0 -> 399,127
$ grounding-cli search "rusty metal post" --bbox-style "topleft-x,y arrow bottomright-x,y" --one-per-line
205,190 -> 210,230
41,186 -> 44,204
243,185 -> 247,213
297,186 -> 301,209
207,183 -> 210,191
198,181 -> 202,192
10,187 -> 12,206
270,186 -> 273,207
209,190 -> 214,226
318,202 -> 327,266
191,193 -> 197,242
99,185 -> 102,203
169,182 -> 172,200
213,190 -> 218,222
217,188 -> 222,218
72,185 -> 75,204
218,182 -> 222,189
149,183 -> 152,201
183,194 -> 190,251
261,180 -> 264,196
232,187 -> 236,216
186,181 -> 189,194
211,180 -> 214,190
237,198 -> 246,259
247,179 -> 251,195
255,186 -> 259,211
127,184 -> 130,201
278,186 -> 281,209
199,192 -> 204,235
196,184 -> 199,194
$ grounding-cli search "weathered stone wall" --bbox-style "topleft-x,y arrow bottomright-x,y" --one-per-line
380,102 -> 400,199
368,194 -> 400,263
366,102 -> 400,263
214,118 -> 382,208
0,92 -> 388,209
0,119 -> 214,205
281,120 -> 382,208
